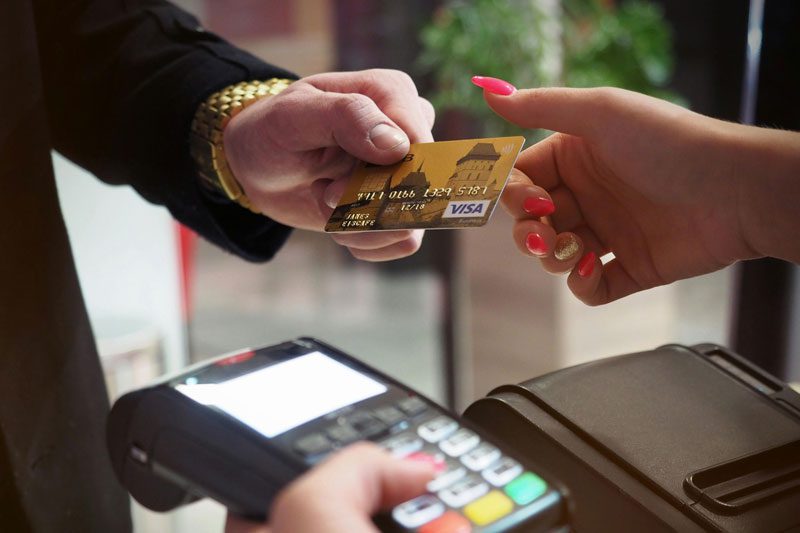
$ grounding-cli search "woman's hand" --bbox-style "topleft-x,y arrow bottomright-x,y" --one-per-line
477,82 -> 800,305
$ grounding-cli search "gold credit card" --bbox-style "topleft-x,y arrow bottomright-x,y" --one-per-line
325,136 -> 525,232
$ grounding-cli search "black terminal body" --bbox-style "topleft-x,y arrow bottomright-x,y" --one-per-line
107,338 -> 567,532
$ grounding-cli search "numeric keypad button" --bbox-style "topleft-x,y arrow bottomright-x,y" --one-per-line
373,406 -> 405,426
437,476 -> 489,508
398,396 -> 428,416
482,457 -> 523,487
418,416 -> 459,443
439,428 -> 480,457
461,442 -> 501,471
293,433 -> 332,457
427,461 -> 467,492
392,495 -> 445,529
345,412 -> 387,439
326,424 -> 360,444
380,432 -> 424,458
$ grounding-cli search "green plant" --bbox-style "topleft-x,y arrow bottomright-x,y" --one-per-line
418,0 -> 682,141
563,0 -> 679,101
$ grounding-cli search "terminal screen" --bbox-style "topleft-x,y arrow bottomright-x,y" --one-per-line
175,351 -> 387,437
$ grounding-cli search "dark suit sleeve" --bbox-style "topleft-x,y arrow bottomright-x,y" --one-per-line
33,0 -> 295,261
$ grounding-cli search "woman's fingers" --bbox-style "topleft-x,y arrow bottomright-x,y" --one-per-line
483,86 -> 622,139
513,219 -> 585,274
503,136 -> 590,235
512,219 -> 557,259
511,134 -> 565,191
500,169 -> 555,219
547,232 -> 585,273
546,186 -> 585,233
566,252 -> 604,304
509,190 -> 645,307
501,167 -> 586,235
567,257 -> 645,306
511,221 -> 643,307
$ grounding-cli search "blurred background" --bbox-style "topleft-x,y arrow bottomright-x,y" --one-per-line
53,0 -> 799,531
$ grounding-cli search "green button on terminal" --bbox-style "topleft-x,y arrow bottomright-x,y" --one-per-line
505,472 -> 547,505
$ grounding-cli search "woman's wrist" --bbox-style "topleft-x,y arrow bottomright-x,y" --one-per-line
726,123 -> 800,264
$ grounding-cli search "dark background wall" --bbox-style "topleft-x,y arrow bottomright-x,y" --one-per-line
655,0 -> 799,378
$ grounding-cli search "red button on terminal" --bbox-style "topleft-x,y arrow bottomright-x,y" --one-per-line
419,511 -> 472,533
407,451 -> 447,472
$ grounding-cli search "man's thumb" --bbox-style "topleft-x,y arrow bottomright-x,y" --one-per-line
294,91 -> 411,165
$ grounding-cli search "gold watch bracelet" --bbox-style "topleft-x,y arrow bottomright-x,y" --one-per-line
190,78 -> 293,213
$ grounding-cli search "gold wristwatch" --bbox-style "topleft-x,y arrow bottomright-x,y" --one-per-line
190,78 -> 293,213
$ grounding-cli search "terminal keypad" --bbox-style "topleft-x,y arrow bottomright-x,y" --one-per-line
290,395 -> 552,531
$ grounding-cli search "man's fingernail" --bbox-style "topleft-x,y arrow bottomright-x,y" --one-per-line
370,123 -> 409,150
525,233 -> 548,256
578,252 -> 597,277
323,187 -> 339,209
523,197 -> 555,217
471,75 -> 516,96
554,234 -> 580,261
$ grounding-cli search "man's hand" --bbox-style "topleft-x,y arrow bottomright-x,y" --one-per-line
224,69 -> 435,261
225,443 -> 435,533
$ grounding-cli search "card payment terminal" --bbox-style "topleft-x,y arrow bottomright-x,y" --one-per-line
107,338 -> 566,532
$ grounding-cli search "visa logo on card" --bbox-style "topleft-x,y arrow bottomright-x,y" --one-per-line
442,200 -> 491,218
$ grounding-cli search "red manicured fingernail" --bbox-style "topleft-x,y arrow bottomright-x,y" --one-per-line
471,75 -> 516,96
578,252 -> 596,277
523,197 -> 555,217
525,233 -> 548,256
